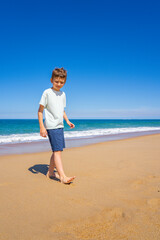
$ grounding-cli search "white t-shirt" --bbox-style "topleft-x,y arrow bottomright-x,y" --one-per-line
39,88 -> 66,129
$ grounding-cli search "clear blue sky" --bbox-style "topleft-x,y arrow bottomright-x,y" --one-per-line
0,0 -> 160,119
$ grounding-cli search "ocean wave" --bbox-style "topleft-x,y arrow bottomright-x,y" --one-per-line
0,127 -> 160,144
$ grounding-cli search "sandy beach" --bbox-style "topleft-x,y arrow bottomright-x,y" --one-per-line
0,134 -> 160,240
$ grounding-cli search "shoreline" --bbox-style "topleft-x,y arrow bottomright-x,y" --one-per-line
0,134 -> 160,239
0,129 -> 160,156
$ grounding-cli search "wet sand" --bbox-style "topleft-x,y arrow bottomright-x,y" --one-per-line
0,134 -> 160,239
1,129 -> 160,156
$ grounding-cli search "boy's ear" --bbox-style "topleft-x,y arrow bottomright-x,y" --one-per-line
50,78 -> 53,83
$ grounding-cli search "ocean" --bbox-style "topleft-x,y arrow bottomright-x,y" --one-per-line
1,119 -> 160,144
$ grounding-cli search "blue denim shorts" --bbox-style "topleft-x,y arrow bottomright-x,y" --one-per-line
47,128 -> 65,152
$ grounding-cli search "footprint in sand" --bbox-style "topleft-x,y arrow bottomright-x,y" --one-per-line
131,179 -> 147,189
49,206 -> 127,237
107,207 -> 125,219
100,207 -> 126,222
131,175 -> 160,191
147,198 -> 160,209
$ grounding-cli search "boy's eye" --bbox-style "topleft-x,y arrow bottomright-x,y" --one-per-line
55,81 -> 64,84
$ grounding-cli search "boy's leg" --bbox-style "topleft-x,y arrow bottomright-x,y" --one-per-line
53,151 -> 76,183
53,151 -> 65,178
48,153 -> 55,175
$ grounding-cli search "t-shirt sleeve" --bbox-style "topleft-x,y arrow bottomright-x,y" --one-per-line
39,90 -> 47,108
63,92 -> 66,108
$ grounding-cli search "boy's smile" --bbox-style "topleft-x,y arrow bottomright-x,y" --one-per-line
51,77 -> 66,91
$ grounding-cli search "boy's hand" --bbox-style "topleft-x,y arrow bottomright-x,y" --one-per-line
40,127 -> 48,137
67,120 -> 75,129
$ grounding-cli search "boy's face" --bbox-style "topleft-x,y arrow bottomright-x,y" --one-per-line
51,77 -> 66,91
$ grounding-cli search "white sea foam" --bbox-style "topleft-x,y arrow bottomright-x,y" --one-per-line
64,127 -> 160,138
0,127 -> 160,144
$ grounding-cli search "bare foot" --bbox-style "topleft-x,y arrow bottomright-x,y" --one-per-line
46,171 -> 59,179
60,176 -> 76,184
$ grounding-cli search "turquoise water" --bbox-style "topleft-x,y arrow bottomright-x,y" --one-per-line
0,119 -> 160,144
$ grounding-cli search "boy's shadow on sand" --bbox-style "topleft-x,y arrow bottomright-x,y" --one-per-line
28,164 -> 60,182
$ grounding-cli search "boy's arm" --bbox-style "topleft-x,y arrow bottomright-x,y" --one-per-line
63,111 -> 75,129
63,110 -> 69,124
38,105 -> 47,137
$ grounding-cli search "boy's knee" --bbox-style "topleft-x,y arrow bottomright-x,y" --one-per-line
53,150 -> 61,154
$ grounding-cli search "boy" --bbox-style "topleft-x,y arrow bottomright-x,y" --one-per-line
38,67 -> 76,184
